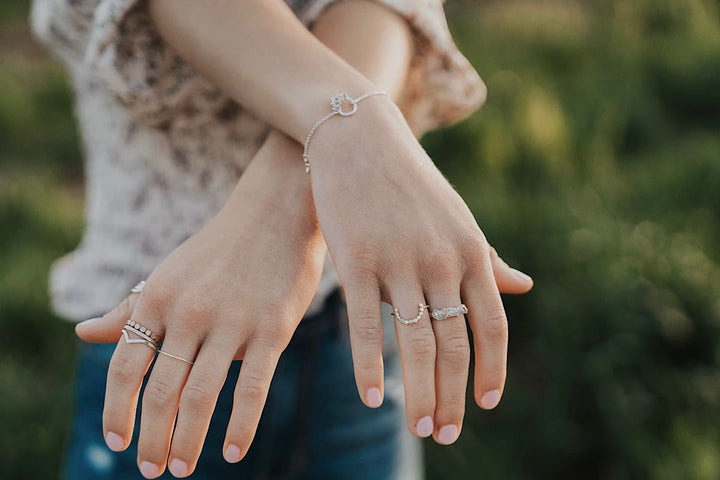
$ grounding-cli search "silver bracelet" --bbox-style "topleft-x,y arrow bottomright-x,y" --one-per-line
302,91 -> 390,173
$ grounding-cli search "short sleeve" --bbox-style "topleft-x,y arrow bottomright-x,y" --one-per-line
295,0 -> 487,137
83,0 -> 220,125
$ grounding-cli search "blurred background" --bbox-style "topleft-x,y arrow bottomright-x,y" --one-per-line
1,0 -> 719,478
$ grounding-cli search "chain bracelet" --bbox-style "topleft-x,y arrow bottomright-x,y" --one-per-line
302,91 -> 390,173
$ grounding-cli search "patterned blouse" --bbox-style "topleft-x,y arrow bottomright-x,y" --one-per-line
30,0 -> 486,321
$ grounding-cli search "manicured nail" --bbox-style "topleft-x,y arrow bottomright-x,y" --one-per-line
511,268 -> 533,283
224,444 -> 241,463
416,416 -> 433,438
78,316 -> 103,327
139,460 -> 160,478
366,387 -> 382,408
437,424 -> 459,445
481,389 -> 502,409
105,432 -> 124,452
169,458 -> 188,477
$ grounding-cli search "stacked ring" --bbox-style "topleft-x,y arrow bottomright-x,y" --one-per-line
122,320 -> 160,350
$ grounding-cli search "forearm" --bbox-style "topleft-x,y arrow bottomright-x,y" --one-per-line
148,0 -> 412,143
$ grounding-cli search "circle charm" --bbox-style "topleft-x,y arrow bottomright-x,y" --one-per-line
330,93 -> 358,116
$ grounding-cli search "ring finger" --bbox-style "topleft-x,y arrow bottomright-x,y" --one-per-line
425,290 -> 469,446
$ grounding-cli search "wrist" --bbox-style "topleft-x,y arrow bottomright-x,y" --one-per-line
304,94 -> 416,174
222,131 -> 318,231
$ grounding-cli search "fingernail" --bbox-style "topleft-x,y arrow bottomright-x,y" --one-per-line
438,424 -> 459,445
78,316 -> 103,327
366,387 -> 382,408
105,432 -> 124,451
169,458 -> 188,477
224,444 -> 241,463
416,416 -> 433,438
511,268 -> 533,283
481,389 -> 502,409
139,460 -> 160,478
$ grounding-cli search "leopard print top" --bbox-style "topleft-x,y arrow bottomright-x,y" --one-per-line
30,0 -> 486,321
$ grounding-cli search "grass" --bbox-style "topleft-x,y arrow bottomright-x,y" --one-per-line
1,0 -> 719,478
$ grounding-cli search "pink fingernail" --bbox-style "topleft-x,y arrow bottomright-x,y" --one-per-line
105,432 -> 124,451
224,444 -> 241,463
78,317 -> 103,327
416,416 -> 433,438
366,387 -> 382,408
169,458 -> 188,477
481,389 -> 502,409
139,460 -> 160,478
511,268 -> 533,282
438,424 -> 458,445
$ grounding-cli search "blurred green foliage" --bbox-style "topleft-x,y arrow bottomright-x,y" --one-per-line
1,0 -> 719,479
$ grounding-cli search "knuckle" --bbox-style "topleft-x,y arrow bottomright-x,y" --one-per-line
350,318 -> 381,343
406,331 -> 436,359
250,328 -> 285,354
143,377 -> 177,409
182,375 -> 218,410
460,231 -> 490,266
236,373 -> 269,403
137,285 -> 170,314
176,293 -> 217,326
439,334 -> 471,369
424,244 -> 461,283
342,242 -> 383,275
108,355 -> 138,387
481,311 -> 509,343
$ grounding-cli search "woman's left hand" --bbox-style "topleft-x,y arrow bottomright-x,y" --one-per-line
75,131 -> 326,478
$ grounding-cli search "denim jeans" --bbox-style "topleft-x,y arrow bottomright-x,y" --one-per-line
62,291 -> 422,479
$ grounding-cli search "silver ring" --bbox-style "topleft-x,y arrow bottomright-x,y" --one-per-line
130,280 -> 146,294
430,304 -> 468,321
392,303 -> 430,326
157,349 -> 195,365
121,326 -> 159,350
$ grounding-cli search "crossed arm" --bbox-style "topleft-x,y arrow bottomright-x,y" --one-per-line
76,1 -> 533,478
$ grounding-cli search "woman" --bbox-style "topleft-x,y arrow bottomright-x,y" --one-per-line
31,0 -> 533,478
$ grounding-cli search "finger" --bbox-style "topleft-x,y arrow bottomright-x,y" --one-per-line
389,280 -> 436,438
137,331 -> 198,479
168,335 -> 237,478
344,277 -> 385,408
426,290 -> 469,446
488,247 -> 534,295
76,292 -> 142,343
102,316 -> 159,454
224,340 -> 282,463
462,250 -> 508,411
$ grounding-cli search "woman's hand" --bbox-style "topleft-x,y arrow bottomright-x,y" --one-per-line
75,131 -> 326,478
306,98 -> 534,445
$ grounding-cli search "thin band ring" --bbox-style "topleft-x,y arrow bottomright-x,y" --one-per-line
121,325 -> 159,350
157,349 -> 195,365
392,303 -> 430,326
430,304 -> 469,321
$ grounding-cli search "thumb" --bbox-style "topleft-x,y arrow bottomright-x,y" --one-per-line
489,247 -> 534,295
75,296 -> 136,344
